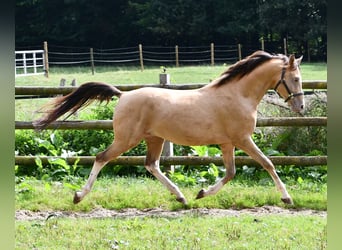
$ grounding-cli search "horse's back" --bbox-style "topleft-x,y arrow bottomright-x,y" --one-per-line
112,87 -> 235,145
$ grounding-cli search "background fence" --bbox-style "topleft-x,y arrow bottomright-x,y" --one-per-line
15,80 -> 327,167
15,50 -> 47,77
15,38 -> 306,77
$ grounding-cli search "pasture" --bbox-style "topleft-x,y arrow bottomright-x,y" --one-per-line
15,63 -> 327,249
15,63 -> 327,87
15,177 -> 327,249
16,213 -> 326,249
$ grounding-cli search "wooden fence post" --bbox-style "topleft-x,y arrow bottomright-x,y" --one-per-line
139,44 -> 144,71
60,78 -> 66,86
307,40 -> 311,63
211,43 -> 214,66
283,38 -> 287,56
261,37 -> 265,51
159,71 -> 174,173
175,45 -> 179,67
43,41 -> 49,78
238,44 -> 242,61
90,48 -> 95,75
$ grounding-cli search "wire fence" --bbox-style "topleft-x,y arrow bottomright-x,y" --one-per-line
47,43 -> 239,68
15,38 -> 307,76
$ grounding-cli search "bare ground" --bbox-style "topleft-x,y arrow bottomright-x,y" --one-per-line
15,206 -> 327,221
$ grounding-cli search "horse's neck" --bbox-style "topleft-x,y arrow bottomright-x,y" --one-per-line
235,61 -> 282,103
204,59 -> 283,105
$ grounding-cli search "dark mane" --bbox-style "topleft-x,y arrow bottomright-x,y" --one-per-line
214,51 -> 287,87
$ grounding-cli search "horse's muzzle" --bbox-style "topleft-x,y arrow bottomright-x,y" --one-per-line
289,98 -> 305,114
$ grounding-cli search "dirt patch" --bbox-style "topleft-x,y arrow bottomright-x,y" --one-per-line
16,206 -> 326,221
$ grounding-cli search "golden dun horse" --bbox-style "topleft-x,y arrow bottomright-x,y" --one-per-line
34,51 -> 304,205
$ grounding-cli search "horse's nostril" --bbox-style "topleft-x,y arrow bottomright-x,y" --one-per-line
300,104 -> 304,109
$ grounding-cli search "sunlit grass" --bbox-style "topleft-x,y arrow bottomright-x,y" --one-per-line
15,63 -> 327,87
15,212 -> 327,249
15,177 -> 326,212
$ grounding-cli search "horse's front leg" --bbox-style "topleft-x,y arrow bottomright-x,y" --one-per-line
145,136 -> 187,204
237,137 -> 293,205
196,143 -> 236,199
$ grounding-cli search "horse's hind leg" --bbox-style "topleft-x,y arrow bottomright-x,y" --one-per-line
73,139 -> 139,204
144,136 -> 187,204
196,143 -> 236,199
237,137 -> 293,205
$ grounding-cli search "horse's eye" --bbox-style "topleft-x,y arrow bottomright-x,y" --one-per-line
294,77 -> 300,83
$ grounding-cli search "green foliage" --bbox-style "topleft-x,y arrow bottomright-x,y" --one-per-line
16,0 -> 326,61
270,95 -> 326,156
169,146 -> 225,186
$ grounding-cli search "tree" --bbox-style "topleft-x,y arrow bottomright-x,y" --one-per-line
257,0 -> 326,59
15,0 -> 326,61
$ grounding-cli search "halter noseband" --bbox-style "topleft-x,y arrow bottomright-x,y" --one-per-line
274,67 -> 304,102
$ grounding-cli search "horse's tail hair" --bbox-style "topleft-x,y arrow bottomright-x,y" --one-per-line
33,82 -> 122,130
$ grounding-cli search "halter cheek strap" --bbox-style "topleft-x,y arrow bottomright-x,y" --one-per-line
274,67 -> 304,102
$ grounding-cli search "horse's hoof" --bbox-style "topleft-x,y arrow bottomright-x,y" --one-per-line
281,197 -> 294,205
73,192 -> 82,204
196,189 -> 206,199
176,197 -> 188,205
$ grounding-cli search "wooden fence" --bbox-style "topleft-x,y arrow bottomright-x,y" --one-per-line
18,38 -> 302,77
15,80 -> 327,97
15,81 -> 327,167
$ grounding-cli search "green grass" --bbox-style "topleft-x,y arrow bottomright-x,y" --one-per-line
15,177 -> 327,212
15,176 -> 327,249
15,213 -> 327,249
15,63 -> 327,87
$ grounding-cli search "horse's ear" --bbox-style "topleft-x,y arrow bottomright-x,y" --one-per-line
289,54 -> 302,69
296,55 -> 303,66
289,55 -> 295,67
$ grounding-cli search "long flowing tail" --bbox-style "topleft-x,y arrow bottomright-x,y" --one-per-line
33,82 -> 122,130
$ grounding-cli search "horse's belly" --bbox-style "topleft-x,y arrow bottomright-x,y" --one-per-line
152,123 -> 228,146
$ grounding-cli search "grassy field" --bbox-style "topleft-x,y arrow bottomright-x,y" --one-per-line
15,177 -> 327,212
15,177 -> 327,249
15,63 -> 327,87
15,214 -> 326,249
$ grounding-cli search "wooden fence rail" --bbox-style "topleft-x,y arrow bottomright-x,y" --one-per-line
15,81 -> 327,167
15,117 -> 327,130
15,80 -> 327,96
15,155 -> 327,167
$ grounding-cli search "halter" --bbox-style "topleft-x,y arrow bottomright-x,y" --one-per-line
274,67 -> 304,102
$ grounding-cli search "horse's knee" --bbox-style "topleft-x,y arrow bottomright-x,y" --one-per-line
145,155 -> 161,174
223,167 -> 236,183
96,146 -> 121,163
145,163 -> 159,175
95,152 -> 105,162
262,162 -> 276,173
96,150 -> 112,163
228,166 -> 236,178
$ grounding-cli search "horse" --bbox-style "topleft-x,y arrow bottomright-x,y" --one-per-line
33,51 -> 304,205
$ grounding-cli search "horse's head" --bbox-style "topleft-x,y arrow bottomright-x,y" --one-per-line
274,55 -> 305,114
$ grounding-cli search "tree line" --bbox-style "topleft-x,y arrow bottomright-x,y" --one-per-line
15,0 -> 326,61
